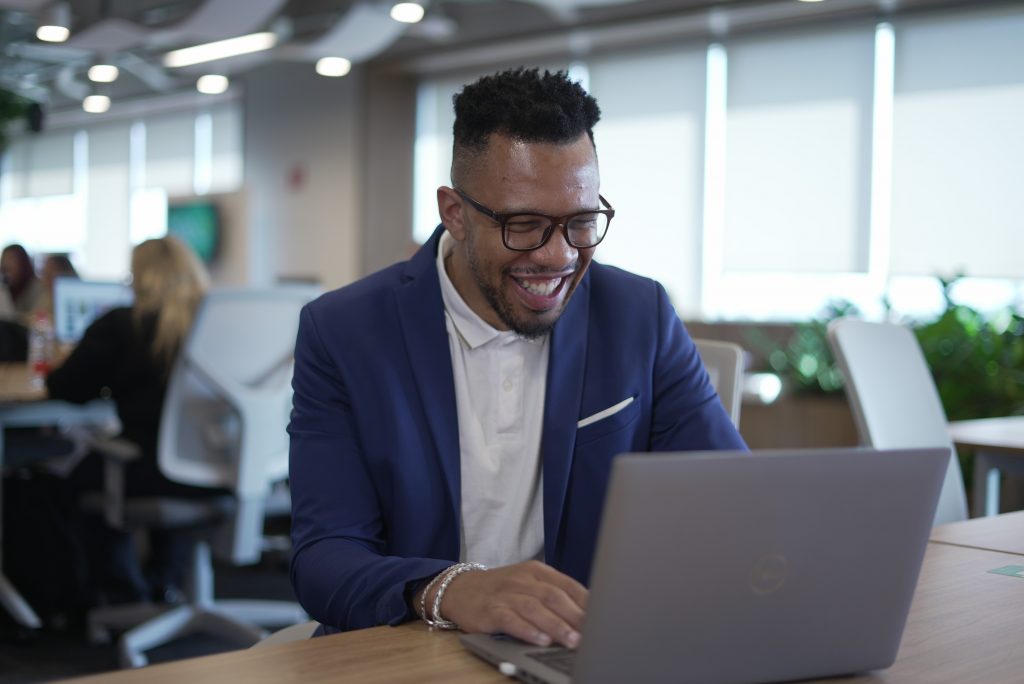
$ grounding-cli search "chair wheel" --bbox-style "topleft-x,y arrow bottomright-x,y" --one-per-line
87,623 -> 111,644
118,642 -> 148,669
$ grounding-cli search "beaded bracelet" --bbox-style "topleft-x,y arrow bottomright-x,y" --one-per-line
425,562 -> 487,630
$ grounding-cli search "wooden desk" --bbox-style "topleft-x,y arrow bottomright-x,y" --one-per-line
0,362 -> 118,629
59,543 -> 1024,684
931,509 -> 1024,556
949,416 -> 1024,517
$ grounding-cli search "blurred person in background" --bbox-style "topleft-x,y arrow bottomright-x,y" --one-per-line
33,253 -> 79,320
46,236 -> 213,606
1,243 -> 44,317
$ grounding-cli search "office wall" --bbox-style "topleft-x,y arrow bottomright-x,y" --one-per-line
361,70 -> 418,275
241,63 -> 365,289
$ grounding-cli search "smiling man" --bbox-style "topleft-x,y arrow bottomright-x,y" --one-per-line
288,68 -> 746,648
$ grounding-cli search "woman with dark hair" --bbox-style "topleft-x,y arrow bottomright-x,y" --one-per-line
1,243 -> 43,316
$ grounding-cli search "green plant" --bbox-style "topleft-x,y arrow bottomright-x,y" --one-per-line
913,277 -> 1024,421
748,299 -> 859,396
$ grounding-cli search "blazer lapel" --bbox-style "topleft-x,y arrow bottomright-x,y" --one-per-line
395,228 -> 461,549
541,274 -> 590,563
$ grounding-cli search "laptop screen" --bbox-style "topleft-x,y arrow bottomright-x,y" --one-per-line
53,277 -> 134,344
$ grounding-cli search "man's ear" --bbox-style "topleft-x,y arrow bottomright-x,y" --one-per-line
437,186 -> 467,241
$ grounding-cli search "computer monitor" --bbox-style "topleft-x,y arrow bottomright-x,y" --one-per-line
53,277 -> 134,344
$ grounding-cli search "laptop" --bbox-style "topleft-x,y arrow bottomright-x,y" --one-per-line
461,447 -> 948,684
52,277 -> 134,344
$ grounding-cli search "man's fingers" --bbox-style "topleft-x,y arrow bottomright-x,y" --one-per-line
508,593 -> 582,648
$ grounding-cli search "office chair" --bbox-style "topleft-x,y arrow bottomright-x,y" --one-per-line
86,286 -> 318,668
694,338 -> 745,427
826,318 -> 968,526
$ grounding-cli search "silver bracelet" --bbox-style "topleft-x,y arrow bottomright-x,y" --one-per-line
418,569 -> 449,624
427,562 -> 487,630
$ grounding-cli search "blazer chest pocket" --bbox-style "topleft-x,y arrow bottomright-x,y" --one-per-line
574,395 -> 641,448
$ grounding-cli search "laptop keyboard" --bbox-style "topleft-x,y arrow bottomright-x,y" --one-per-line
527,648 -> 576,675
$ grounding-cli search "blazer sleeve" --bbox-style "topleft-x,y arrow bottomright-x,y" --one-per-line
287,305 -> 450,631
649,282 -> 748,452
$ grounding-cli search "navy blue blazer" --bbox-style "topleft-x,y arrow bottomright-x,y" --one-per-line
288,227 -> 746,632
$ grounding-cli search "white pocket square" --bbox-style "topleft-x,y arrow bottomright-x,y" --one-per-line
577,396 -> 635,429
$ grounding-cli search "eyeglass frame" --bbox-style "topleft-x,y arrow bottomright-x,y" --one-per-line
452,186 -> 615,252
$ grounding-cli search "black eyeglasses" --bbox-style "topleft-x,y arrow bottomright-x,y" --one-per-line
453,187 -> 614,252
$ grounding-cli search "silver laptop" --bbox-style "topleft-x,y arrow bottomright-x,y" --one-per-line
461,447 -> 947,684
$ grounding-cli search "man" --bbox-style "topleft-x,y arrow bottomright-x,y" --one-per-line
288,68 -> 746,649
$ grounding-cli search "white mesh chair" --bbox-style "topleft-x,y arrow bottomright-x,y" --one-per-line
87,286 -> 318,667
827,318 -> 968,526
694,339 -> 745,427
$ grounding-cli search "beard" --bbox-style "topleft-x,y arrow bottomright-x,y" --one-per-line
465,241 -> 575,340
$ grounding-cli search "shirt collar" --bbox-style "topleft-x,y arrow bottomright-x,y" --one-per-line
437,229 -> 505,349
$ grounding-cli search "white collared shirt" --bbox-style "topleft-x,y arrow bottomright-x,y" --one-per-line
436,230 -> 548,568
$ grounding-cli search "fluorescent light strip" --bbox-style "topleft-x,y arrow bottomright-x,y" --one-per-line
700,43 -> 728,318
868,22 -> 895,286
164,32 -> 277,68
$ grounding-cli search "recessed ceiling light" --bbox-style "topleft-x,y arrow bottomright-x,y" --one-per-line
88,64 -> 119,82
797,0 -> 826,3
390,2 -> 425,24
83,95 -> 111,114
196,74 -> 230,94
316,57 -> 352,78
36,25 -> 70,42
164,32 -> 277,68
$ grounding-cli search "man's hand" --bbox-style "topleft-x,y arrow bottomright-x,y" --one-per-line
430,560 -> 588,648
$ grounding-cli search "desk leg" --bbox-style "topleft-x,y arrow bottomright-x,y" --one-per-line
0,422 -> 43,629
972,452 -> 1002,518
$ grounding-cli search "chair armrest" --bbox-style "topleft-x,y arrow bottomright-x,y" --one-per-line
90,437 -> 142,529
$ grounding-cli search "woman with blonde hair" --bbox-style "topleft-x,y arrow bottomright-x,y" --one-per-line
46,236 -> 211,605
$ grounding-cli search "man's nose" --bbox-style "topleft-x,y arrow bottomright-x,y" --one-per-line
530,224 -> 577,268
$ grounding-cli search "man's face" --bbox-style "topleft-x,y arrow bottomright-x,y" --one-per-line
442,132 -> 600,338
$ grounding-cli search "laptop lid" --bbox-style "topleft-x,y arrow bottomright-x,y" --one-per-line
461,447 -> 947,684
52,277 -> 134,344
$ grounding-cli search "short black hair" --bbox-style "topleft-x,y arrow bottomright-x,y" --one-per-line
451,68 -> 600,182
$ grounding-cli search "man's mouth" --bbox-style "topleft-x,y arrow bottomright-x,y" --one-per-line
514,276 -> 563,297
509,272 -> 574,310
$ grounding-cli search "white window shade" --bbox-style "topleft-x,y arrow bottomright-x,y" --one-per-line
7,131 -> 75,198
588,47 -> 707,314
890,8 -> 1024,279
722,27 -> 875,275
145,112 -> 195,197
209,104 -> 244,193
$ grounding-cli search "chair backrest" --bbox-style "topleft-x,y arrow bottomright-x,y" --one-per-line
827,318 -> 968,526
158,285 -> 320,563
694,338 -> 745,427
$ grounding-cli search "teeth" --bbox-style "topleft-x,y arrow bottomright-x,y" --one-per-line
518,278 -> 560,296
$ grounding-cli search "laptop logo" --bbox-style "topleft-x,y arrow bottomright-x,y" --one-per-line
750,553 -> 788,595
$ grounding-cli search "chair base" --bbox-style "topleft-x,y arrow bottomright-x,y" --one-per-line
90,599 -> 308,668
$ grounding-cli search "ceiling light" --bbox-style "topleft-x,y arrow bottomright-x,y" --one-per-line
82,95 -> 110,114
88,64 -> 119,83
390,3 -> 425,24
36,25 -> 69,42
796,0 -> 826,3
196,74 -> 229,94
316,57 -> 352,78
36,1 -> 70,43
164,31 -> 277,68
